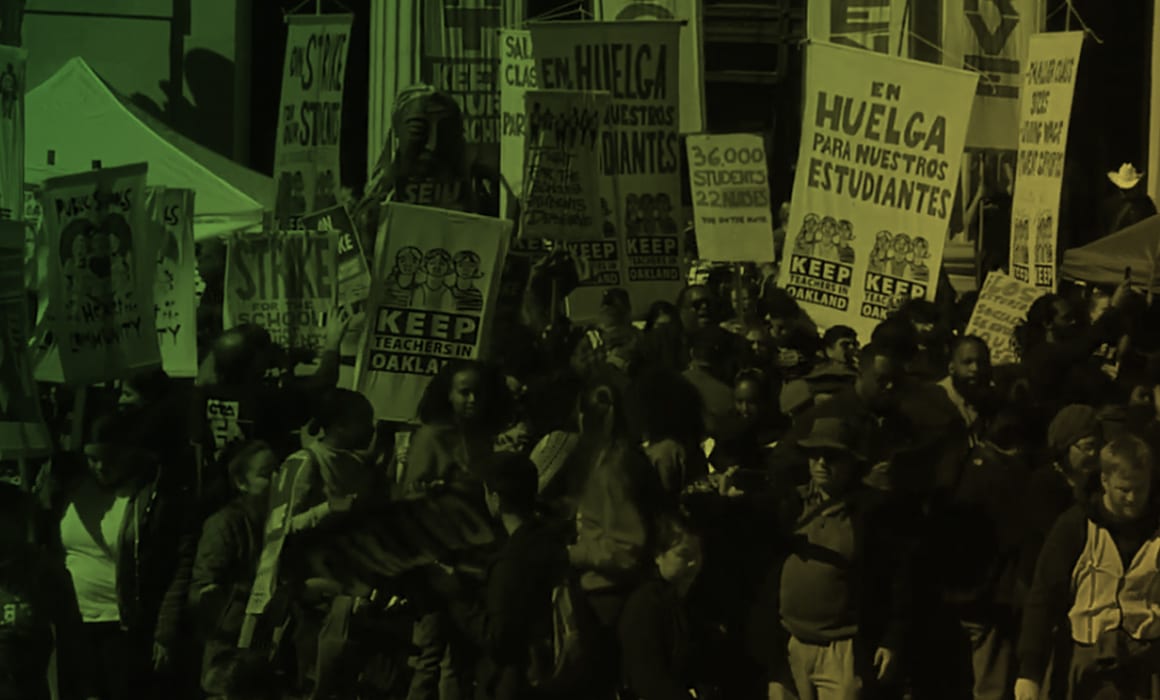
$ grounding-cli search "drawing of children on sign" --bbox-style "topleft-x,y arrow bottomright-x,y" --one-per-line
415,248 -> 454,311
385,246 -> 423,307
601,198 -> 617,239
910,237 -> 931,283
813,217 -> 841,261
451,250 -> 485,312
654,194 -> 679,235
837,220 -> 856,265
1035,210 -> 1054,264
1012,212 -> 1030,266
626,194 -> 643,236
868,231 -> 892,274
888,233 -> 912,278
795,214 -> 820,256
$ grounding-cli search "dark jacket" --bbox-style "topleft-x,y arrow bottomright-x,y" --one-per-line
618,576 -> 694,700
1017,496 -> 1160,683
447,519 -> 569,700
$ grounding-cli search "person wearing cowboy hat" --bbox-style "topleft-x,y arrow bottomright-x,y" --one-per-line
1100,163 -> 1157,238
768,417 -> 913,700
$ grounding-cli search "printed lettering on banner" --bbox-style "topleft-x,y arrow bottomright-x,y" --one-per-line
356,203 -> 510,423
808,0 -> 909,55
1008,32 -> 1083,292
687,133 -> 776,262
40,163 -> 162,385
964,270 -> 1041,365
0,226 -> 51,459
499,29 -> 538,204
147,188 -> 198,378
273,14 -> 353,225
222,231 -> 340,353
775,43 -> 978,340
529,20 -> 683,318
0,46 -> 25,224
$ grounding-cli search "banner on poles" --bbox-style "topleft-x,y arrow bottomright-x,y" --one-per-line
0,226 -> 50,459
223,231 -> 340,354
0,45 -> 25,224
499,29 -> 538,205
776,42 -> 977,340
529,20 -> 684,318
357,203 -> 510,423
148,188 -> 198,378
273,14 -> 353,225
521,90 -> 610,247
965,270 -> 1041,365
942,0 -> 1045,151
595,0 -> 705,134
687,133 -> 775,262
807,0 -> 909,55
1008,32 -> 1083,292
41,164 -> 161,385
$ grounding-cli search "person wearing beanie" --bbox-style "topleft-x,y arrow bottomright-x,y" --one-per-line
432,453 -> 570,700
1025,405 -> 1102,546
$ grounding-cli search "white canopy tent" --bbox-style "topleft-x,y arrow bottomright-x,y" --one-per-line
1060,214 -> 1160,293
24,57 -> 273,240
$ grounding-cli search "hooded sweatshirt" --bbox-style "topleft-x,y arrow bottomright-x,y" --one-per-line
1017,494 -> 1160,683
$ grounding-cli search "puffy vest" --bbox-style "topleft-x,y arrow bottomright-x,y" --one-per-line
1067,519 -> 1160,644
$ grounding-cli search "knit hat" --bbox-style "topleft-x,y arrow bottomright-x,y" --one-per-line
1047,404 -> 1098,453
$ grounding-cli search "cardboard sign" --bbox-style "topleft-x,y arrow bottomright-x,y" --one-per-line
529,20 -> 684,318
356,203 -> 510,423
273,14 -> 354,224
499,29 -> 538,205
1008,32 -> 1083,292
0,227 -> 50,458
0,46 -> 25,224
775,42 -> 977,340
687,133 -> 776,262
521,90 -> 610,245
223,231 -> 339,353
148,188 -> 198,378
40,163 -> 162,385
964,270 -> 1042,365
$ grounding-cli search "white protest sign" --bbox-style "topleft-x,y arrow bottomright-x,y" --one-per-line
687,133 -> 775,262
964,270 -> 1043,365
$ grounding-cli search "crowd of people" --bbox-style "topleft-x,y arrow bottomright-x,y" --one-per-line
3,245 -> 1160,700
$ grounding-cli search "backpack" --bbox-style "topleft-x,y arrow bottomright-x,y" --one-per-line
526,576 -> 601,692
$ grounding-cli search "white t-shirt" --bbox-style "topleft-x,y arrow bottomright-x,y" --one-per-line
60,479 -> 129,623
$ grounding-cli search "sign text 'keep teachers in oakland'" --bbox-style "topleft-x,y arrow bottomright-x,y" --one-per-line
778,42 -> 977,339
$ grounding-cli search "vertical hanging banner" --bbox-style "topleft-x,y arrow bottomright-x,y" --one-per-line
965,270 -> 1042,365
529,21 -> 683,318
776,43 -> 977,340
1008,32 -> 1083,291
356,203 -> 510,423
148,188 -> 198,378
942,0 -> 1045,151
41,164 -> 161,385
686,133 -> 775,262
522,90 -> 610,245
223,231 -> 339,354
499,29 -> 538,205
0,226 -> 50,458
595,0 -> 705,134
807,0 -> 910,55
0,45 -> 25,224
273,14 -> 353,225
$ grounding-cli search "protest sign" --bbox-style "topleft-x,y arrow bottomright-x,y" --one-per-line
273,14 -> 353,225
41,164 -> 161,385
297,204 -> 371,359
595,0 -> 705,134
147,188 -> 198,378
776,42 -> 977,340
0,226 -> 50,459
1008,32 -> 1083,292
499,29 -> 537,207
521,90 -> 610,245
0,45 -> 25,224
807,0 -> 909,55
357,203 -> 510,423
686,133 -> 775,262
529,20 -> 684,317
965,270 -> 1042,365
223,230 -> 339,354
942,0 -> 1044,151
